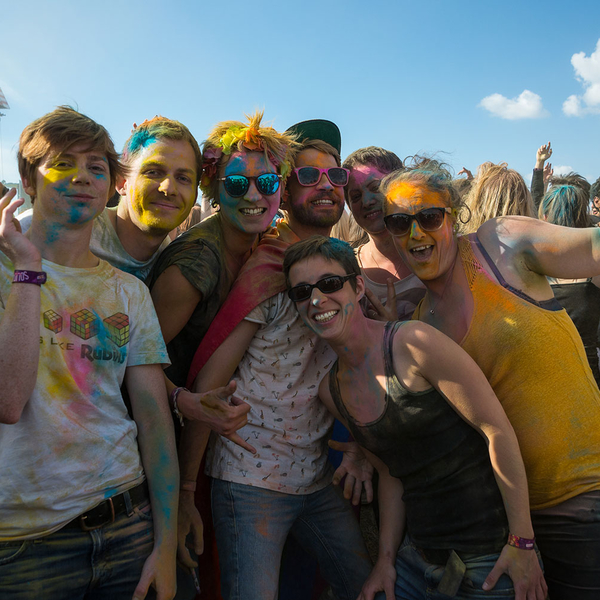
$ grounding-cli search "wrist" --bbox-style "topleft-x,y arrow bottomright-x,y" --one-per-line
535,160 -> 545,169
507,533 -> 535,550
169,386 -> 188,426
13,269 -> 46,285
180,479 -> 197,493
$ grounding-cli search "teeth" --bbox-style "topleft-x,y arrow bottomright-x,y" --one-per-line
410,245 -> 432,252
313,199 -> 333,205
241,207 -> 266,215
314,310 -> 338,323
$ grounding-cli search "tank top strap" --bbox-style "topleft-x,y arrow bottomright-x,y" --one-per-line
328,360 -> 353,423
383,320 -> 403,381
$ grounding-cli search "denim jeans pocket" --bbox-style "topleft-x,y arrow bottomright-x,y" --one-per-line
0,540 -> 30,566
460,554 -> 514,597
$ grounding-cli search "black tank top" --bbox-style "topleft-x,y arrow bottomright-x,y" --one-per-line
328,321 -> 508,552
551,280 -> 600,387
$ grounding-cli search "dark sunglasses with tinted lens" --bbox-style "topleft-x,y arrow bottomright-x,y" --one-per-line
293,167 -> 349,187
218,173 -> 282,198
384,207 -> 452,236
288,274 -> 357,303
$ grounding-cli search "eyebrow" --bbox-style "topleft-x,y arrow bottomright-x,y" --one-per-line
50,152 -> 108,163
141,160 -> 196,175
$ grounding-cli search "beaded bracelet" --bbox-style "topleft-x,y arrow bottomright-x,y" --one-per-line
169,386 -> 188,427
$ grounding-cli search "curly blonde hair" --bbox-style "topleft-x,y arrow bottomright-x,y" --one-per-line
201,111 -> 298,207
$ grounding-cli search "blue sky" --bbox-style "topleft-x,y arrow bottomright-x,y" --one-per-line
1,0 -> 599,186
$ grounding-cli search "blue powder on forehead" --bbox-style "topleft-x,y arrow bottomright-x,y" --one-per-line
125,130 -> 158,155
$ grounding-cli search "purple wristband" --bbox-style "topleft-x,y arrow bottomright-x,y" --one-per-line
507,533 -> 535,550
13,270 -> 47,285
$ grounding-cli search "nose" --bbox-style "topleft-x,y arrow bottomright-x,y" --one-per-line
158,177 -> 177,196
310,287 -> 327,306
409,217 -> 425,239
72,168 -> 91,185
362,190 -> 378,208
244,179 -> 262,203
316,172 -> 333,191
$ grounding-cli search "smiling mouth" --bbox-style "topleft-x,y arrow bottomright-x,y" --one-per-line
409,244 -> 434,259
312,199 -> 334,206
240,207 -> 267,216
313,310 -> 338,323
151,201 -> 179,211
364,210 -> 382,219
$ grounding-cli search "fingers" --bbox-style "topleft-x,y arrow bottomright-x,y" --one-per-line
226,431 -> 256,454
332,464 -> 348,486
363,479 -> 374,504
364,288 -> 390,321
328,439 -> 353,452
482,562 -> 502,591
190,514 -> 204,556
216,380 -> 237,400
177,538 -> 197,569
132,573 -> 151,600
343,473 -> 356,501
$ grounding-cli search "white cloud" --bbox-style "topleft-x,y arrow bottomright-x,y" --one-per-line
563,39 -> 600,117
552,165 -> 574,177
479,90 -> 549,120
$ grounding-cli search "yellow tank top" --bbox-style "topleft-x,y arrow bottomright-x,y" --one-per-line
443,237 -> 600,509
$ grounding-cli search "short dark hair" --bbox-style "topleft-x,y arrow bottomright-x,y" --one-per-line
549,172 -> 590,199
283,235 -> 360,290
539,184 -> 591,228
343,146 -> 403,174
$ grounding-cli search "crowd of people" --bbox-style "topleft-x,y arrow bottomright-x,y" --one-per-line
1,106 -> 599,600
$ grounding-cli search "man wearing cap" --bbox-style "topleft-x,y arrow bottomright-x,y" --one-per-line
178,120 -> 372,600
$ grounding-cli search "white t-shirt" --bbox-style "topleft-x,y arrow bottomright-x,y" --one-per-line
18,207 -> 170,281
0,256 -> 169,540
206,292 -> 336,495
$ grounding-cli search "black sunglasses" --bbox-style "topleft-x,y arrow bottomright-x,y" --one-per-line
288,274 -> 356,303
293,167 -> 349,187
384,207 -> 452,236
218,173 -> 282,198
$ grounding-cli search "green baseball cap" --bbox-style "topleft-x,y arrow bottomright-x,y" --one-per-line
285,119 -> 342,155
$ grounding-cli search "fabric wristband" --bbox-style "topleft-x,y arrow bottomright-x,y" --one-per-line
507,533 -> 535,550
169,386 -> 188,427
181,480 -> 197,492
13,270 -> 47,285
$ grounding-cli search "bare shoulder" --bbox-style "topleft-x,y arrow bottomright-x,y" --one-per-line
392,320 -> 445,351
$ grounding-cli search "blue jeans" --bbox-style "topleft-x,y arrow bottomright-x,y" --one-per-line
211,479 -> 372,600
531,490 -> 600,600
0,498 -> 155,600
394,537 -> 516,599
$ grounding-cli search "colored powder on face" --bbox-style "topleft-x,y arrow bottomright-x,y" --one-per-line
386,181 -> 444,209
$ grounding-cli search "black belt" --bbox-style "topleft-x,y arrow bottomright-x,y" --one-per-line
64,481 -> 149,531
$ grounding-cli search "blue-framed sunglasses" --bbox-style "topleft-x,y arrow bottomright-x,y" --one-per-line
218,173 -> 282,198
